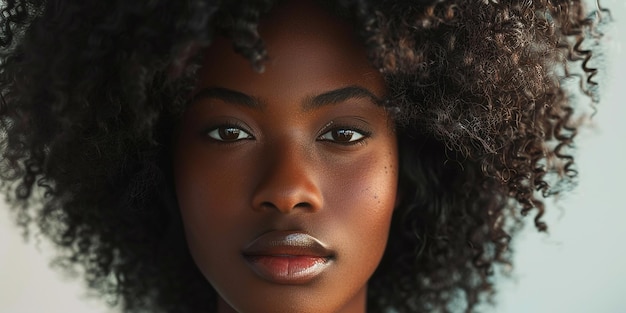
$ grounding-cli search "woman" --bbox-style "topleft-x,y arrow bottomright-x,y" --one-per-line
0,0 -> 604,312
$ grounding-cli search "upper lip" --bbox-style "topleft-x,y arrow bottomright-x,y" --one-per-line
242,230 -> 334,258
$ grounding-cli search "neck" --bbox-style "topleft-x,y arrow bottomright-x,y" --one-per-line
216,285 -> 368,313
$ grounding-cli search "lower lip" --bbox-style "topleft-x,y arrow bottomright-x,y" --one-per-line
244,255 -> 331,284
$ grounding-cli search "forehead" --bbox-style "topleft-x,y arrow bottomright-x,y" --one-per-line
196,0 -> 385,101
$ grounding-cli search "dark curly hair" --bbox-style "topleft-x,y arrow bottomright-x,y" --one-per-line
0,0 -> 605,312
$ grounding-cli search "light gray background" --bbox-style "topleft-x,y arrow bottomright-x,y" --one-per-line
1,1 -> 624,312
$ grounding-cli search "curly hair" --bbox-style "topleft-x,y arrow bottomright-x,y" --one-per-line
0,0 -> 604,312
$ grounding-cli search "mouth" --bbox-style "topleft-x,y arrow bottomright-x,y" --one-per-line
241,230 -> 335,284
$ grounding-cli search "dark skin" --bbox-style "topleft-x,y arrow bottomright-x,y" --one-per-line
174,1 -> 398,312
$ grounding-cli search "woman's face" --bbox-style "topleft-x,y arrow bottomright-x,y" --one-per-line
174,1 -> 398,312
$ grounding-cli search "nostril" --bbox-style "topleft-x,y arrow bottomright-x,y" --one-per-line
256,200 -> 315,214
294,202 -> 312,209
250,161 -> 324,213
260,201 -> 278,210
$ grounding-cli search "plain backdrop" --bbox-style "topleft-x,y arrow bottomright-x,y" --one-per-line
1,1 -> 624,312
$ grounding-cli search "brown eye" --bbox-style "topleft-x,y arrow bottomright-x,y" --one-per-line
207,126 -> 253,142
319,128 -> 366,143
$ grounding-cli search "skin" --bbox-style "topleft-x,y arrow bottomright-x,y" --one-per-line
174,1 -> 399,312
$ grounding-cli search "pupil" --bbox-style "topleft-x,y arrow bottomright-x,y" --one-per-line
219,127 -> 240,140
333,129 -> 353,142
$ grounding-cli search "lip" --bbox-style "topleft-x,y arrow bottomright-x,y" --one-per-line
242,230 -> 335,284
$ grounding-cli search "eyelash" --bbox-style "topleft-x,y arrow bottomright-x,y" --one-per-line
317,125 -> 372,146
203,123 -> 372,146
204,122 -> 254,143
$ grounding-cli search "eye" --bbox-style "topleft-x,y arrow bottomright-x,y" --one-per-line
206,126 -> 253,142
318,128 -> 367,144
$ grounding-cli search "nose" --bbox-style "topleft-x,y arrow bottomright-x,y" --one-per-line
251,142 -> 323,214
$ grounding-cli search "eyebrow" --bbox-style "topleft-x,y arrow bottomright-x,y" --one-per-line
190,85 -> 382,110
191,87 -> 261,109
304,86 -> 382,111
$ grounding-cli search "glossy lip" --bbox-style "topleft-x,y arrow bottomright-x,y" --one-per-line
242,230 -> 335,284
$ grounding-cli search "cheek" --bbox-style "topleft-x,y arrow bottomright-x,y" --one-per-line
173,128 -> 256,223
326,156 -> 396,227
319,140 -> 399,272
172,137 -> 256,281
